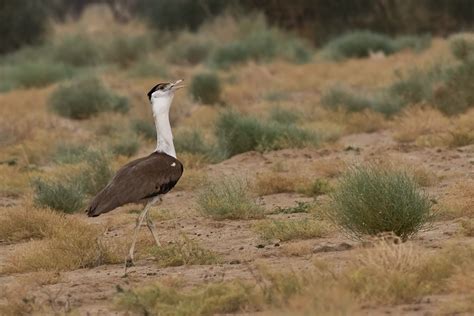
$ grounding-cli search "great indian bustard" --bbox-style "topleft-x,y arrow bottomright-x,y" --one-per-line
86,79 -> 185,272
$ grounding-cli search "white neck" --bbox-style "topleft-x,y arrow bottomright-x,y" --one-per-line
152,96 -> 176,158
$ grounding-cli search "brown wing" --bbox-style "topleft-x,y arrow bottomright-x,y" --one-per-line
86,152 -> 183,217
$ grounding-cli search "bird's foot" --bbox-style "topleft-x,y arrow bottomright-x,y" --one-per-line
125,257 -> 134,268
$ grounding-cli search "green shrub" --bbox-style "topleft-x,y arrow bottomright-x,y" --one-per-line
323,31 -> 395,60
131,119 -> 156,140
190,72 -> 221,104
431,60 -> 474,115
110,133 -> 140,157
53,143 -> 91,164
269,107 -> 300,125
0,1 -> 48,54
32,179 -> 85,213
322,86 -> 403,116
53,34 -> 100,67
393,35 -> 431,53
196,178 -> 264,220
75,150 -> 113,195
49,76 -> 129,119
127,59 -> 168,78
215,111 -> 317,159
327,165 -> 433,240
2,61 -> 75,89
33,150 -> 112,213
449,34 -> 474,61
104,35 -> 151,68
300,179 -> 332,197
281,38 -> 313,64
322,31 -> 430,61
166,34 -> 213,65
174,130 -> 209,155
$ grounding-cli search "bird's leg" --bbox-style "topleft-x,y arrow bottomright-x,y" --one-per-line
146,213 -> 161,248
124,204 -> 150,274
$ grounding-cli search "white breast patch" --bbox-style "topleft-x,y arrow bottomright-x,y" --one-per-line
171,162 -> 176,167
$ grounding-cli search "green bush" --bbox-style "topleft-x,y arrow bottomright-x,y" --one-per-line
322,31 -> 430,60
131,119 -> 156,140
2,61 -> 75,90
33,150 -> 113,213
0,1 -> 49,54
174,130 -> 210,155
327,165 -> 433,240
269,107 -> 300,125
53,143 -> 91,164
322,85 -> 403,116
449,34 -> 474,61
33,179 -> 85,213
166,34 -> 213,65
190,72 -> 221,104
215,111 -> 317,159
431,60 -> 474,115
110,133 -> 140,157
104,35 -> 151,68
128,59 -> 168,78
53,34 -> 100,67
196,178 -> 264,220
49,76 -> 129,119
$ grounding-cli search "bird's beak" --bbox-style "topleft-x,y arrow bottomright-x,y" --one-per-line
171,79 -> 185,91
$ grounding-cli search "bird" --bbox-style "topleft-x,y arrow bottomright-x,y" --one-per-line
85,79 -> 185,272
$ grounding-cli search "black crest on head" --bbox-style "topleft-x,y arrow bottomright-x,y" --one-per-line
147,83 -> 169,101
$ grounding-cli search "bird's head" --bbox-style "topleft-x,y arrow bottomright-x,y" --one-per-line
147,79 -> 185,114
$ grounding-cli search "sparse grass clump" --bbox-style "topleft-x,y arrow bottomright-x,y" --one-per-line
2,217 -> 121,273
116,279 -> 259,316
152,235 -> 220,267
300,178 -> 332,197
104,35 -> 151,68
327,165 -> 433,240
110,133 -> 140,157
254,171 -> 300,196
53,34 -> 100,67
166,33 -> 213,65
49,76 -> 129,119
131,119 -> 156,140
215,111 -> 317,159
33,151 -> 112,212
190,72 -> 221,104
53,143 -> 91,164
449,33 -> 474,61
197,178 -> 264,220
255,219 -> 328,241
32,179 -> 85,214
321,85 -> 402,116
2,61 -> 75,90
174,129 -> 210,155
322,31 -> 429,60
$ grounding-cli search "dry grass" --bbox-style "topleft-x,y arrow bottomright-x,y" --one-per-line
253,171 -> 303,196
0,206 -> 66,242
345,110 -> 387,133
152,235 -> 220,267
460,218 -> 474,237
392,106 -> 450,144
438,180 -> 474,219
174,169 -> 208,191
0,208 -> 123,273
254,218 -> 329,241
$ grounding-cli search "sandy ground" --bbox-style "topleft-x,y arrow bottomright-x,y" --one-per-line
0,130 -> 472,315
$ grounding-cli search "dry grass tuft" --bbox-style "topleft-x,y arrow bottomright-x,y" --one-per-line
460,218 -> 474,237
152,235 -> 220,267
392,106 -> 450,144
345,110 -> 387,133
253,171 -> 303,196
0,208 -> 123,273
197,178 -> 264,220
254,219 -> 329,241
0,206 -> 66,242
438,180 -> 474,219
174,169 -> 208,191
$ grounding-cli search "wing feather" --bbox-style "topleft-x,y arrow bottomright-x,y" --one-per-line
86,152 -> 183,217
